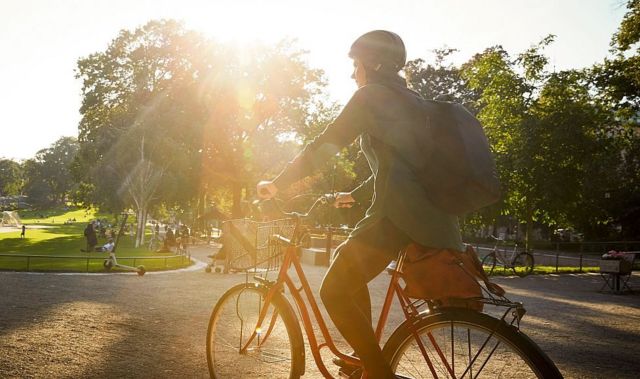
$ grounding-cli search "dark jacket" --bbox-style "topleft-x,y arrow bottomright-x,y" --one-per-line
273,80 -> 463,251
84,224 -> 98,246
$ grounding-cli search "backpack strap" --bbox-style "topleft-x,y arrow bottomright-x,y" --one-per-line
461,245 -> 506,297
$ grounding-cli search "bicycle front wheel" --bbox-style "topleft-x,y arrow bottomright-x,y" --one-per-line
383,310 -> 562,378
206,283 -> 304,379
481,253 -> 497,276
513,252 -> 534,277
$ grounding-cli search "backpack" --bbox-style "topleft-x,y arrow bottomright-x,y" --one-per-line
389,87 -> 501,215
402,244 -> 505,311
421,100 -> 501,214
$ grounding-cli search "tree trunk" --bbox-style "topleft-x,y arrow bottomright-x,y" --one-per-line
524,210 -> 534,251
135,206 -> 146,248
141,210 -> 147,246
197,189 -> 206,232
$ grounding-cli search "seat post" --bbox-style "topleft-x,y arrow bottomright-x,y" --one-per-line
375,250 -> 407,340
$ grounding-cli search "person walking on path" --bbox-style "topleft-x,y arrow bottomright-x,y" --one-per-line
258,30 -> 463,378
20,225 -> 26,238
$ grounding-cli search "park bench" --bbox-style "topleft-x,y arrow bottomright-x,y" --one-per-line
599,251 -> 638,294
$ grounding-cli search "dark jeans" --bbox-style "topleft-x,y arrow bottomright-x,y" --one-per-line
320,218 -> 411,379
86,239 -> 97,252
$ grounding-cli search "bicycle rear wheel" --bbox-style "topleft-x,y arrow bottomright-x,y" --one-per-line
383,310 -> 562,378
206,283 -> 304,379
481,253 -> 497,276
513,252 -> 534,277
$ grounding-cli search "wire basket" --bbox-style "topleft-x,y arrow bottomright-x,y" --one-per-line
221,218 -> 296,272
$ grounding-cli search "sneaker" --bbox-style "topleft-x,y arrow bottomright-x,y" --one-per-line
333,356 -> 360,378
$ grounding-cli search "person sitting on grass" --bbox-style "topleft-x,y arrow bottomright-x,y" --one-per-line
96,238 -> 115,253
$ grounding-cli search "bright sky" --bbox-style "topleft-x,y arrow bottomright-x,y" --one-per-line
0,0 -> 628,161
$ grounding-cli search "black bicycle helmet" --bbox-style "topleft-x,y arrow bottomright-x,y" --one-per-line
349,30 -> 407,72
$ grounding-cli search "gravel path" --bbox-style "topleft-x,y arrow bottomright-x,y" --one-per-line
1,244 -> 639,378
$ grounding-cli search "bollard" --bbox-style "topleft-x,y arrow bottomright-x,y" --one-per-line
86,257 -> 90,273
579,254 -> 583,273
555,253 -> 559,273
325,228 -> 333,256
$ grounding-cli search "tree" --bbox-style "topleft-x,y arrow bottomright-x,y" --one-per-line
75,20 -> 215,244
0,159 -> 23,196
460,36 -> 622,245
75,19 -> 327,245
589,0 -> 640,239
193,40 -> 326,217
23,137 -> 79,207
405,48 -> 477,105
531,70 -> 621,237
613,0 -> 640,52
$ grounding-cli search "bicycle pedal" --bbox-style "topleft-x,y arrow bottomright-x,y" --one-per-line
337,366 -> 362,379
338,368 -> 361,379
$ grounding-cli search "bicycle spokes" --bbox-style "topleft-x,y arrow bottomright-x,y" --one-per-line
396,321 -> 540,378
209,285 -> 297,378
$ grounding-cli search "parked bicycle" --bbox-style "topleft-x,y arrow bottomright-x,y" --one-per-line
206,195 -> 561,378
481,235 -> 535,277
176,237 -> 189,257
147,234 -> 162,252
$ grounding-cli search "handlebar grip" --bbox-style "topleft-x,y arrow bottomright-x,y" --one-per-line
271,234 -> 292,246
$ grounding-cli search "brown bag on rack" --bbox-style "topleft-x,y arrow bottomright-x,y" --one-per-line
401,244 -> 505,311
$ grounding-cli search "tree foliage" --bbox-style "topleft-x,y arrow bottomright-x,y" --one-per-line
74,20 -> 326,226
460,37 -> 625,244
0,159 -> 23,196
613,0 -> 640,52
405,48 -> 477,105
23,137 -> 79,207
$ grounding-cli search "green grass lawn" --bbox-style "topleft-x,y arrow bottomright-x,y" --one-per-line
0,206 -> 191,273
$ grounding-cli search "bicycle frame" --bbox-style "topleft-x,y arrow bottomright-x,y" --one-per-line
493,242 -> 519,268
239,236 -> 445,379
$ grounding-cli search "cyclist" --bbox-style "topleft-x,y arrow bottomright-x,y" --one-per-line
257,30 -> 464,379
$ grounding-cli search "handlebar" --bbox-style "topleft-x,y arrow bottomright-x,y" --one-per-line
257,193 -> 337,219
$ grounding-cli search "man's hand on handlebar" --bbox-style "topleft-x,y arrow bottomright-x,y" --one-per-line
333,192 -> 355,208
257,180 -> 278,199
256,181 -> 354,210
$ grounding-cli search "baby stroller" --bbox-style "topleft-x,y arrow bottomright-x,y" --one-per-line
205,242 -> 227,273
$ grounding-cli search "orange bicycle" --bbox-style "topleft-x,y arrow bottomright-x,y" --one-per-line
206,195 -> 562,378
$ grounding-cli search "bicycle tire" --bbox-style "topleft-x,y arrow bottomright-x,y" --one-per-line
481,253 -> 497,276
513,252 -> 535,277
206,283 -> 305,379
383,310 -> 563,378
